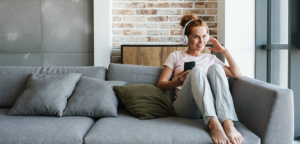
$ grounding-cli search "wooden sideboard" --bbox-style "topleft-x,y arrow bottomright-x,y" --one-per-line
121,45 -> 213,67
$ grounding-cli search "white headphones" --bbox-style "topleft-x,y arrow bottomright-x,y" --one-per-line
182,19 -> 210,45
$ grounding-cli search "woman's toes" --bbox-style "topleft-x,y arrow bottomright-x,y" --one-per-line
229,137 -> 237,144
234,137 -> 240,144
239,137 -> 244,143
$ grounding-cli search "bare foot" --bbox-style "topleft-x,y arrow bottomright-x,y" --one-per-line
223,119 -> 244,144
208,117 -> 231,144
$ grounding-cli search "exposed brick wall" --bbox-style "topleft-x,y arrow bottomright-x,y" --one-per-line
111,0 -> 218,63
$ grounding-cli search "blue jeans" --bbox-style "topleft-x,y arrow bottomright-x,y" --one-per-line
172,64 -> 239,126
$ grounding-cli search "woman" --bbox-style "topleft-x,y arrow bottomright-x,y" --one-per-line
157,13 -> 244,144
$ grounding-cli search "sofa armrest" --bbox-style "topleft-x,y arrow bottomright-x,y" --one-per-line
230,77 -> 294,144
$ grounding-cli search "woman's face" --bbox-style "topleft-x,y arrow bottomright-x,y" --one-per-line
188,26 -> 208,52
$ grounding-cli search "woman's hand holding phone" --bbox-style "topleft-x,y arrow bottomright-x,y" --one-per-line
175,70 -> 190,86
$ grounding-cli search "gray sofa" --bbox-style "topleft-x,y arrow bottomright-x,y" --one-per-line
0,63 -> 294,144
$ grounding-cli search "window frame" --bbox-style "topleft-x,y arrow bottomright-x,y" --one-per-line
255,0 -> 300,140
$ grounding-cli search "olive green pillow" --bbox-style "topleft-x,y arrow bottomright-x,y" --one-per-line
113,84 -> 177,120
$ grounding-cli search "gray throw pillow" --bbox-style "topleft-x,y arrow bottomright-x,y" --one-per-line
8,73 -> 81,117
63,76 -> 127,118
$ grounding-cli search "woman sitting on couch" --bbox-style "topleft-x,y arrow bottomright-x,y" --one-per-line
157,13 -> 244,144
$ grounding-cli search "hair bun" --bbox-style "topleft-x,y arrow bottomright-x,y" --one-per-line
180,13 -> 198,28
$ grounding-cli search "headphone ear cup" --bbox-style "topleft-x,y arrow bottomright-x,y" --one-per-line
182,35 -> 189,45
206,34 -> 210,42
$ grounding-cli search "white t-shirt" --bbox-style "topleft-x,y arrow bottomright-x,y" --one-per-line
163,51 -> 227,100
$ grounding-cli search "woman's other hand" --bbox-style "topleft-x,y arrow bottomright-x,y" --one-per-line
175,70 -> 190,86
208,37 -> 226,54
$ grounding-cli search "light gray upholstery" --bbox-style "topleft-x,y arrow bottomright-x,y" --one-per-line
0,109 -> 94,144
107,64 -> 163,86
0,66 -> 106,108
63,76 -> 127,117
84,109 -> 260,144
0,64 -> 294,144
8,73 -> 81,117
231,77 -> 294,144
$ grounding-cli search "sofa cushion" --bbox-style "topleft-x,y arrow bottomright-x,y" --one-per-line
107,63 -> 178,108
84,109 -> 260,144
63,76 -> 127,117
0,66 -> 106,108
107,64 -> 163,85
0,109 -> 94,144
8,73 -> 81,117
113,84 -> 176,120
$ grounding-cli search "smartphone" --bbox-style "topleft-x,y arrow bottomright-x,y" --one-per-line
184,61 -> 195,72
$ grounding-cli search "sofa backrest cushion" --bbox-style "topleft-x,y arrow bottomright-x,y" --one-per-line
0,66 -> 106,108
107,64 -> 162,85
107,64 -> 176,104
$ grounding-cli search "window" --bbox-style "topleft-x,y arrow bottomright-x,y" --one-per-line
255,0 -> 300,140
268,0 -> 288,88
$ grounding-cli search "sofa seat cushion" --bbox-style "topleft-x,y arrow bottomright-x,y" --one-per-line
0,109 -> 94,144
84,109 -> 260,144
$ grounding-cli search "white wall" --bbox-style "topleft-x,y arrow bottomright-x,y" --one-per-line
217,0 -> 225,48
218,0 -> 255,78
94,0 -> 111,68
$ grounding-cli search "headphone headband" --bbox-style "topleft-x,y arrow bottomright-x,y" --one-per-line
182,19 -> 210,45
182,19 -> 209,37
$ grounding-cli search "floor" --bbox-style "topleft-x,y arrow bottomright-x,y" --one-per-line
295,140 -> 300,144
